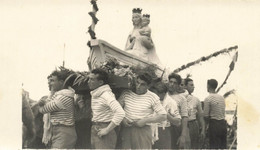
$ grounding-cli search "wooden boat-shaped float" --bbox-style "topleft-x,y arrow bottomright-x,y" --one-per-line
70,39 -> 164,95
87,39 -> 164,73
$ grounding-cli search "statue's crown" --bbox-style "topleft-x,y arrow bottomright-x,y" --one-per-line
143,14 -> 150,18
132,8 -> 142,14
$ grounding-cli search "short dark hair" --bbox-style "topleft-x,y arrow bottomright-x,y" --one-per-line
184,78 -> 193,86
150,81 -> 167,94
168,73 -> 182,85
50,70 -> 71,81
207,79 -> 218,90
137,72 -> 152,85
91,68 -> 109,84
47,75 -> 51,79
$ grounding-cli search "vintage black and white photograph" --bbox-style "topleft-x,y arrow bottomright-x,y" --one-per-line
0,0 -> 260,149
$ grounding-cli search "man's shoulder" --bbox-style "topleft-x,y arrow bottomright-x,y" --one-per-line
167,93 -> 186,104
100,90 -> 116,100
55,89 -> 75,98
166,96 -> 178,106
204,95 -> 212,101
190,95 -> 200,102
176,94 -> 187,102
146,90 -> 160,100
124,89 -> 133,94
208,93 -> 224,99
205,93 -> 224,102
168,93 -> 185,98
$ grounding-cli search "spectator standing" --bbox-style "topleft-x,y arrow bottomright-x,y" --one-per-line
204,79 -> 227,149
184,78 -> 205,149
167,73 -> 190,149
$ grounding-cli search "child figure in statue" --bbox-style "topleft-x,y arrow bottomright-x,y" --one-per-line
139,14 -> 154,49
125,8 -> 162,68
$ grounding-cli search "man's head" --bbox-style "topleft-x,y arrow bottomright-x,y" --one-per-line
47,75 -> 52,91
150,81 -> 167,101
184,78 -> 194,94
178,79 -> 185,93
141,14 -> 150,27
135,72 -> 152,95
168,73 -> 182,93
207,79 -> 218,92
132,8 -> 142,26
88,68 -> 109,91
49,70 -> 71,92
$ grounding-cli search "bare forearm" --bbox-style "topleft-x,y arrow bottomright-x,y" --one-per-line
167,113 -> 181,126
181,117 -> 188,136
105,122 -> 117,133
144,114 -> 167,124
197,103 -> 205,133
199,116 -> 205,133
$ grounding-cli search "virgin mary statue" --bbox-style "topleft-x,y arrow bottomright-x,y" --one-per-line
125,8 -> 162,68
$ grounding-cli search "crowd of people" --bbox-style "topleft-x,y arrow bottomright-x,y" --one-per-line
22,68 -> 228,149
21,8 -> 229,150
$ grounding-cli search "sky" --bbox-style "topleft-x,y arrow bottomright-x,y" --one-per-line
0,0 -> 260,149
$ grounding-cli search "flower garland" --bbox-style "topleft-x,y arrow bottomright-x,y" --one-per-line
174,46 -> 238,93
62,57 -> 160,92
216,51 -> 238,93
99,58 -> 160,88
173,45 -> 238,73
223,89 -> 235,98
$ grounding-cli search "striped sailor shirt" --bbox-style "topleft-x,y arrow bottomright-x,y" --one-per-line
204,93 -> 225,120
118,90 -> 166,122
40,89 -> 75,126
168,93 -> 189,118
90,84 -> 125,125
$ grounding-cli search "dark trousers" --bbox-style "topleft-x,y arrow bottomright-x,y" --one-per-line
171,125 -> 181,149
115,125 -> 122,149
27,136 -> 46,149
188,120 -> 200,149
75,118 -> 91,149
153,126 -> 171,149
91,122 -> 117,149
209,119 -> 227,149
121,125 -> 152,149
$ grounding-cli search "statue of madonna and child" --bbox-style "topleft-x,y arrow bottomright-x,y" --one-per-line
125,8 -> 163,68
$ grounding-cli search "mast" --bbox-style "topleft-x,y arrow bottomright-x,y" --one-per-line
62,43 -> 65,67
